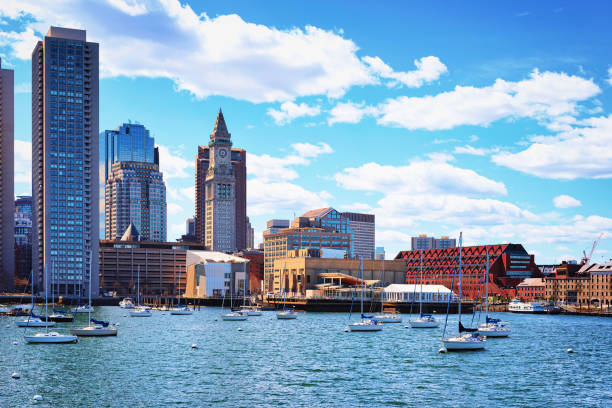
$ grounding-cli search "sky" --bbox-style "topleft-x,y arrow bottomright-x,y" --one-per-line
1,0 -> 612,263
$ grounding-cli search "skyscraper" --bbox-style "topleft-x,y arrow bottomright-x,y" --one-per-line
104,122 -> 157,181
340,211 -> 375,259
32,27 -> 99,297
105,161 -> 167,241
195,110 -> 247,251
0,58 -> 14,291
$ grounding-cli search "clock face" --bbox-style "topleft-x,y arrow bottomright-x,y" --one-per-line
218,148 -> 227,158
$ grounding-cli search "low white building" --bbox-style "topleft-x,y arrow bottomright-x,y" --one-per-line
185,251 -> 248,298
383,284 -> 456,303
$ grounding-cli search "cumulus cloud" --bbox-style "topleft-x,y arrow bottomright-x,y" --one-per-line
363,55 -> 447,87
14,140 -> 31,183
267,101 -> 321,125
377,70 -> 600,130
248,179 -> 331,216
327,101 -> 379,125
607,67 -> 612,85
492,114 -> 612,179
453,145 -> 499,156
167,202 -> 183,215
553,195 -> 582,208
156,144 -> 194,179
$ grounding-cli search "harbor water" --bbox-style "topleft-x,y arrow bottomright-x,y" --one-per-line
1,307 -> 611,407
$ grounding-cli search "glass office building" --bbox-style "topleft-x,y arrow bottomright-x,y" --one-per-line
32,27 -> 99,297
104,123 -> 156,181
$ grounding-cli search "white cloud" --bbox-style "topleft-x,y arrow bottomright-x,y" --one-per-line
553,195 -> 582,208
14,82 -> 31,93
453,145 -> 499,156
167,202 -> 183,215
327,101 -> 379,125
607,67 -> 612,85
492,114 -> 612,179
377,70 -> 600,130
156,144 -> 194,179
107,0 -> 148,16
14,140 -> 31,183
248,142 -> 333,183
363,55 -> 447,88
248,179 -> 330,216
267,101 -> 321,125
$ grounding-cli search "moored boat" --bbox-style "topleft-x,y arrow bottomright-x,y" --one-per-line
25,331 -> 78,344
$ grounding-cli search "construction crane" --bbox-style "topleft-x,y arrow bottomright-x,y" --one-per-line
582,232 -> 604,265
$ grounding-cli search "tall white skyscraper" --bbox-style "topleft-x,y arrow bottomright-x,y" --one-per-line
32,27 -> 99,297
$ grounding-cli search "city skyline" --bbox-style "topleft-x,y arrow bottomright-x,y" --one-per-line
2,1 -> 612,263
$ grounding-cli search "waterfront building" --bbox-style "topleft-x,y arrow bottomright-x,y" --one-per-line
270,253 -> 405,295
545,261 -> 612,308
340,211 -> 375,259
195,110 -> 247,251
184,251 -> 248,297
516,278 -> 545,300
0,58 -> 14,291
583,264 -> 612,308
104,122 -> 157,181
411,234 -> 457,251
375,247 -> 385,260
383,284 -> 455,303
32,27 -> 99,297
263,209 -> 353,292
99,233 -> 205,296
235,249 -> 264,294
396,244 -> 540,299
264,219 -> 290,236
105,161 -> 167,242
14,209 -> 32,291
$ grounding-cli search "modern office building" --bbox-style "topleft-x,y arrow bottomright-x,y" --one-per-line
184,251 -> 248,297
15,195 -> 33,215
186,217 -> 196,236
396,244 -> 540,299
411,234 -> 457,251
264,219 -> 290,236
246,216 -> 254,249
104,122 -> 157,181
0,58 -> 14,291
375,247 -> 385,260
14,205 -> 33,291
195,110 -> 247,251
105,161 -> 166,241
32,27 -> 99,297
340,211 -> 375,259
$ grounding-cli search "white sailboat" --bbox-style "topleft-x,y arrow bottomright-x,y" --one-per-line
170,265 -> 193,315
409,250 -> 439,328
374,259 -> 402,323
222,268 -> 248,321
441,232 -> 486,351
276,264 -> 297,320
71,252 -> 117,337
24,266 -> 78,344
348,259 -> 382,332
130,265 -> 152,317
477,247 -> 510,338
16,270 -> 55,328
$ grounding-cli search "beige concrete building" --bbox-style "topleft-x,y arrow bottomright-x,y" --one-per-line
271,255 -> 406,295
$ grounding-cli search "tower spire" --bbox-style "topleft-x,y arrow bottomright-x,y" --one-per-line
210,108 -> 231,143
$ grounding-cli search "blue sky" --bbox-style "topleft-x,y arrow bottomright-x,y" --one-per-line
2,0 -> 612,262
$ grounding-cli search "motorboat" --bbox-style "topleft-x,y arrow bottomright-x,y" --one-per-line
409,314 -> 440,328
442,332 -> 486,351
170,305 -> 193,315
130,307 -> 152,317
373,312 -> 402,323
477,317 -> 511,337
24,332 -> 78,344
71,304 -> 94,314
276,309 -> 298,320
222,311 -> 248,321
508,299 -> 546,313
16,317 -> 56,328
240,306 -> 262,316
119,298 -> 135,309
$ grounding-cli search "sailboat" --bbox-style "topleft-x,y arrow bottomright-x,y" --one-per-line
16,269 -> 55,328
276,264 -> 297,320
477,247 -> 511,337
24,265 -> 78,343
130,265 -> 152,317
171,265 -> 193,315
409,250 -> 439,328
348,259 -> 382,332
71,252 -> 117,336
47,262 -> 74,322
222,268 -> 248,321
441,232 -> 486,351
374,259 -> 402,323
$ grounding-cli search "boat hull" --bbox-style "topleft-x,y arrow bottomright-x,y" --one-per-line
374,315 -> 402,323
24,333 -> 78,343
276,312 -> 298,320
442,337 -> 486,351
170,310 -> 193,315
409,319 -> 439,328
348,323 -> 383,332
16,320 -> 55,328
222,314 -> 248,321
477,328 -> 510,337
48,315 -> 74,323
130,310 -> 152,317
70,327 -> 118,337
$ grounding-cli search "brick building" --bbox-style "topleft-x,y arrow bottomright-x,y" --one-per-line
516,278 -> 545,300
235,249 -> 264,294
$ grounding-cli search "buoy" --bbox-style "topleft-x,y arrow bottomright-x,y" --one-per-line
438,348 -> 446,354
12,341 -> 18,345
114,323 -> 120,326
237,327 -> 243,332
191,344 -> 198,349
404,325 -> 410,329
5,325 -> 9,328
33,395 -> 43,401
567,348 -> 574,353
343,328 -> 349,333
214,318 -> 218,321
11,372 -> 20,379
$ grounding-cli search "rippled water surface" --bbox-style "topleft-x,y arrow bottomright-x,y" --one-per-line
1,307 -> 611,407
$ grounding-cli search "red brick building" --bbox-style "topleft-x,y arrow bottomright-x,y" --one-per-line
235,250 -> 264,294
395,244 -> 540,299
516,278 -> 545,300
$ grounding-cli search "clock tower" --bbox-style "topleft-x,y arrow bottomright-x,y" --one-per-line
204,109 -> 236,251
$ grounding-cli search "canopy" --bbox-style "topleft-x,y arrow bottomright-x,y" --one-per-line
90,318 -> 109,327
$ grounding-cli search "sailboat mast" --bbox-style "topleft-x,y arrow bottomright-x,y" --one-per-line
380,259 -> 385,313
360,258 -> 364,315
178,265 -> 181,305
485,246 -> 489,318
88,250 -> 92,324
419,250 -> 424,316
137,265 -> 140,306
458,232 -> 463,319
44,265 -> 48,333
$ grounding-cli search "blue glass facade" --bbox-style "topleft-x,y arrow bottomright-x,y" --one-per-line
104,123 -> 155,180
